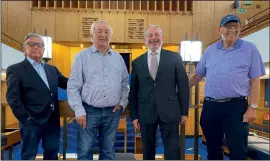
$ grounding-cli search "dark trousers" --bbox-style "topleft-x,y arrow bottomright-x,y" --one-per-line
140,117 -> 180,160
200,98 -> 249,160
19,113 -> 60,160
77,103 -> 121,160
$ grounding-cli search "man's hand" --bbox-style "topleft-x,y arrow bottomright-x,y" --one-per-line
76,115 -> 87,129
132,119 -> 140,129
243,107 -> 256,123
113,105 -> 123,112
181,116 -> 188,125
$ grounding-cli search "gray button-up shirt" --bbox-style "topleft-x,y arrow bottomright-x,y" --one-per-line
67,46 -> 129,117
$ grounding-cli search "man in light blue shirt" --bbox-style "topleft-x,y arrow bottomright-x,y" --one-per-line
6,33 -> 68,160
27,57 -> 50,90
67,20 -> 129,160
189,14 -> 265,160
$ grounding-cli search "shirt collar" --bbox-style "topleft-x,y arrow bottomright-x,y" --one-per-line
27,56 -> 44,66
90,45 -> 112,55
217,38 -> 243,50
147,47 -> 162,57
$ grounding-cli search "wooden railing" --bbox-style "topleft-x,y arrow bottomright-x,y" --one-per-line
30,0 -> 193,14
1,33 -> 23,52
204,7 -> 270,49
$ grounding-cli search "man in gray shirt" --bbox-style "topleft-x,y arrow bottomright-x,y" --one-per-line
67,20 -> 129,160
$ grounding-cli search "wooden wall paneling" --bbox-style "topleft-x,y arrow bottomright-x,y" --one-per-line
141,1 -> 148,12
7,1 -> 32,43
55,11 -> 79,41
259,79 -> 265,107
133,1 -> 140,11
185,107 -> 203,136
1,81 -> 7,104
179,0 -> 185,12
193,1 -> 215,46
51,44 -> 71,77
236,1 -> 262,25
118,1 -> 125,10
70,47 -> 85,66
124,13 -> 148,43
102,1 -> 109,10
187,0 -> 193,12
111,1 -> 118,10
5,105 -> 18,128
1,81 -> 18,128
213,1 -> 236,40
147,14 -> 170,43
156,0 -> 162,12
171,0 -> 178,12
78,12 -> 102,42
102,13 -> 125,43
169,15 -> 192,44
31,11 -> 56,40
149,1 -> 155,11
62,46 -> 71,77
260,1 -> 270,11
2,1 -> 8,35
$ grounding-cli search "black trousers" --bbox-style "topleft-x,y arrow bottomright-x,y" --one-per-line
140,117 -> 180,160
200,98 -> 249,160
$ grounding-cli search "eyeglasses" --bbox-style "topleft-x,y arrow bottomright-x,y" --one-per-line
26,42 -> 44,48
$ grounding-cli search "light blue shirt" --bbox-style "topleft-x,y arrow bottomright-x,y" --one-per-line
27,57 -> 50,90
196,38 -> 265,99
67,46 -> 129,117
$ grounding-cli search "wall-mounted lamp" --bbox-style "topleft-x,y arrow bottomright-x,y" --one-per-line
42,28 -> 52,63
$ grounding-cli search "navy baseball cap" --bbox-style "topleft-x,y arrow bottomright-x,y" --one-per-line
220,14 -> 241,26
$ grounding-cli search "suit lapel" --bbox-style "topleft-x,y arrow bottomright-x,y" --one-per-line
44,64 -> 53,91
22,58 -> 51,92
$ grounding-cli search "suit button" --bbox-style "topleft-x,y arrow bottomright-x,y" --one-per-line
51,93 -> 53,96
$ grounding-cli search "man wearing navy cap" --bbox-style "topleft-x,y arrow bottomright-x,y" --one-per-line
190,14 -> 265,159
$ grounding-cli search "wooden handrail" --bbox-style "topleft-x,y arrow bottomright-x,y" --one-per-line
1,33 -> 23,51
204,7 -> 270,49
247,8 -> 269,21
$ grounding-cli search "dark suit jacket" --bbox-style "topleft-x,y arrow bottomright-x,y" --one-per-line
129,49 -> 189,124
6,58 -> 68,124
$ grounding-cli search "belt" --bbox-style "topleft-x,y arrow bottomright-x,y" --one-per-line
204,97 -> 247,103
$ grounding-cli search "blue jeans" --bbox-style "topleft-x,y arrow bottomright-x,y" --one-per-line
77,103 -> 121,160
19,114 -> 60,160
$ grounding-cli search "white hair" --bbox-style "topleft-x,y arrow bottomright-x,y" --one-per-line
23,33 -> 44,48
90,20 -> 113,41
144,25 -> 163,37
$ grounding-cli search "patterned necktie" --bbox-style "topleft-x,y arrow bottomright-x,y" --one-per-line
150,52 -> 158,80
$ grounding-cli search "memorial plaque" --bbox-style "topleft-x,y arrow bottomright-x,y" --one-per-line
127,19 -> 144,40
81,17 -> 98,39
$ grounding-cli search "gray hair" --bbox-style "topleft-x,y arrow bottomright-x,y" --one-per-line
90,20 -> 113,41
144,25 -> 163,37
23,33 -> 44,48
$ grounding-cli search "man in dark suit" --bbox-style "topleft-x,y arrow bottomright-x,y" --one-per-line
129,25 -> 189,160
6,33 -> 68,160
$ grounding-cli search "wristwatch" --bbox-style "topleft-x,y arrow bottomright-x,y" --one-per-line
249,104 -> 258,109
